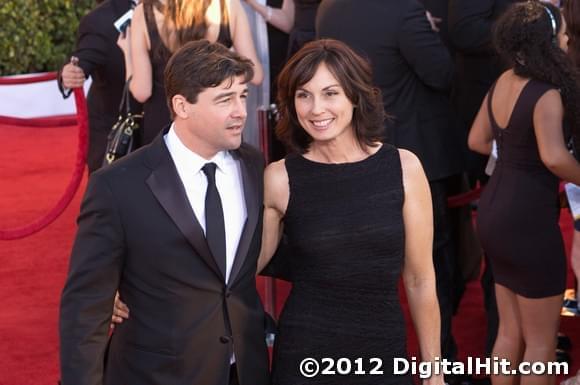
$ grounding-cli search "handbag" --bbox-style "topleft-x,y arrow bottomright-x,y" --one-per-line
103,77 -> 142,166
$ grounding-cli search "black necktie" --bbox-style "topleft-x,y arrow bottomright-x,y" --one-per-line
202,163 -> 226,277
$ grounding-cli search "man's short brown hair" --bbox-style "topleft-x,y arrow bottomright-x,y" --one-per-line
164,40 -> 254,118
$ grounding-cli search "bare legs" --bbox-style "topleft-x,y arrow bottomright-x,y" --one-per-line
492,284 -> 523,385
491,284 -> 562,385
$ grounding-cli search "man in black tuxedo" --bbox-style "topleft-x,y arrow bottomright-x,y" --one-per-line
59,40 -> 270,385
317,0 -> 464,362
58,0 -> 137,173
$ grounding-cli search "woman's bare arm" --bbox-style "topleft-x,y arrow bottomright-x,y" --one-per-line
468,93 -> 493,155
534,89 -> 580,185
243,0 -> 295,34
399,149 -> 444,385
231,0 -> 264,84
128,4 -> 153,102
257,160 -> 288,273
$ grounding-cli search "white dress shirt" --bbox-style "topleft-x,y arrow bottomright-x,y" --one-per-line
164,125 -> 247,284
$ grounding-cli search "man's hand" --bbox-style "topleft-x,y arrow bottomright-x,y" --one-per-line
61,62 -> 85,89
111,292 -> 130,328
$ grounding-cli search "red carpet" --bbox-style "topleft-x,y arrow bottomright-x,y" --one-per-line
0,122 -> 578,384
0,123 -> 86,385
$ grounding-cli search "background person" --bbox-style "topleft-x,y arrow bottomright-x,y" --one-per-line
468,3 -> 580,384
58,0 -> 138,173
118,0 -> 264,146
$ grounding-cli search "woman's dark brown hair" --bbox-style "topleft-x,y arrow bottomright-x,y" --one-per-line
276,39 -> 386,153
494,1 -> 580,147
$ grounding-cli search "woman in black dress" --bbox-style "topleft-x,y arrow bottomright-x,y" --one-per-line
118,0 -> 263,145
469,3 -> 580,384
258,39 -> 444,385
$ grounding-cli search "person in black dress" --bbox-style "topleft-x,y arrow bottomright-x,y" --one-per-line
258,39 -> 444,385
468,3 -> 580,384
117,0 -> 263,145
58,0 -> 136,172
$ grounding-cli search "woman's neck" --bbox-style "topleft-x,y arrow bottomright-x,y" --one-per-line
306,139 -> 380,164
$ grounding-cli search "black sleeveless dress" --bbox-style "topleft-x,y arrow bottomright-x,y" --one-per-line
476,79 -> 567,298
271,144 -> 412,385
141,0 -> 233,145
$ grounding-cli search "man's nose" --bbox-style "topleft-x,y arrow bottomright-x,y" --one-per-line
232,97 -> 247,118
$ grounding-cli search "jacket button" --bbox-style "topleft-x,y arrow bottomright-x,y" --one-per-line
220,335 -> 232,344
225,289 -> 231,298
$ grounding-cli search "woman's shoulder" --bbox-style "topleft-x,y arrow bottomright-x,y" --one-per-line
265,159 -> 288,180
264,159 -> 290,206
397,148 -> 425,180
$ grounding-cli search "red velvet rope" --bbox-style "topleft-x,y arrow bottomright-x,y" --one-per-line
447,185 -> 483,208
0,115 -> 78,127
0,84 -> 88,240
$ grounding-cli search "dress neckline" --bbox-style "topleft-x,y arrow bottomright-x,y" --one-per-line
488,78 -> 534,131
297,143 -> 386,166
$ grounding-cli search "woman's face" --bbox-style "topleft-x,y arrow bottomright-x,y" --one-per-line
294,63 -> 355,144
559,15 -> 569,52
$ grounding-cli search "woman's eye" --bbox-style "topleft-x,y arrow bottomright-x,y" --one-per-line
296,92 -> 309,99
325,91 -> 338,97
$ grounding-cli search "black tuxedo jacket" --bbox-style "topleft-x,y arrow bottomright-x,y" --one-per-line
317,0 -> 464,181
60,130 -> 270,385
58,0 -> 134,172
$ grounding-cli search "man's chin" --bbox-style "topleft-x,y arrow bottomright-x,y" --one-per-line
225,137 -> 243,150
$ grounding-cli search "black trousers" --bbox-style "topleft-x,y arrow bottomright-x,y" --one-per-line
430,178 -> 458,361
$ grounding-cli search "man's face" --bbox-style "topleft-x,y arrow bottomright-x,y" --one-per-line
178,75 -> 248,159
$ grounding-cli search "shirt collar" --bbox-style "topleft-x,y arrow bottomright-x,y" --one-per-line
165,123 -> 231,176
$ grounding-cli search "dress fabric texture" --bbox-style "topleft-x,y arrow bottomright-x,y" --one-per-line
142,0 -> 233,145
476,79 -> 567,298
271,144 -> 412,385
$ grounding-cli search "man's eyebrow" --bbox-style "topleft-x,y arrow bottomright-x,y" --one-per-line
213,91 -> 236,101
213,88 -> 249,101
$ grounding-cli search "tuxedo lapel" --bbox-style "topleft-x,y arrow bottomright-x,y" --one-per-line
229,147 -> 260,285
145,135 -> 225,281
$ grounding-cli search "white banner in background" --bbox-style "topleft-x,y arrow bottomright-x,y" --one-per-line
0,73 -> 91,119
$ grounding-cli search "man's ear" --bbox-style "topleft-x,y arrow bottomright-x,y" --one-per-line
171,94 -> 190,119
